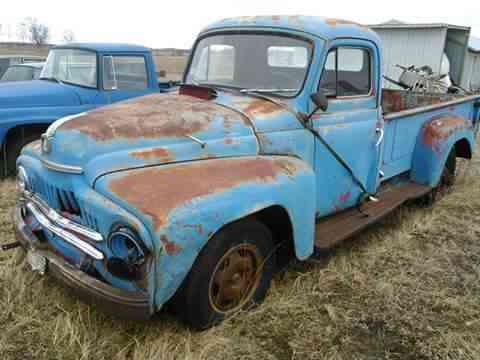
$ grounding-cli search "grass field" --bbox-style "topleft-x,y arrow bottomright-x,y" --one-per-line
1,153 -> 479,360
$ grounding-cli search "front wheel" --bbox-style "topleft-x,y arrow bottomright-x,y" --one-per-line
172,219 -> 276,329
5,131 -> 42,177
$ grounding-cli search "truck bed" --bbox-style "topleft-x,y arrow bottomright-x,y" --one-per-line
381,89 -> 480,181
382,89 -> 467,117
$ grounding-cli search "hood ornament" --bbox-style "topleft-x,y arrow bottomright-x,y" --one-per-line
40,134 -> 51,154
41,112 -> 87,155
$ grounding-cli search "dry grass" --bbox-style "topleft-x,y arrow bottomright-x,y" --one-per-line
1,154 -> 480,360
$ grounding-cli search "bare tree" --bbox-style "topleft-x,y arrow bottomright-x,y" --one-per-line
18,17 -> 50,45
63,30 -> 75,43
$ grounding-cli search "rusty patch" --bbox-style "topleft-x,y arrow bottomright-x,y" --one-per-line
129,147 -> 172,161
108,158 -> 299,231
160,235 -> 182,255
325,18 -> 368,29
382,89 -> 461,117
422,116 -> 469,153
234,16 -> 259,23
181,223 -> 204,235
242,98 -> 284,118
61,93 -> 242,142
287,15 -> 304,28
275,158 -> 298,177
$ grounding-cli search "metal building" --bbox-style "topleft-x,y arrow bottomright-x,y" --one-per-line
461,37 -> 480,92
370,20 -> 471,89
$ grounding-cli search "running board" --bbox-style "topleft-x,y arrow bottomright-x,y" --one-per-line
314,182 -> 431,249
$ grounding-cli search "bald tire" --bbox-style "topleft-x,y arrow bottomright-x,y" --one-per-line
421,149 -> 457,206
172,219 -> 276,330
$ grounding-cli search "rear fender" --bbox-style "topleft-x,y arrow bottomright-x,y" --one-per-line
96,156 -> 317,307
411,115 -> 475,186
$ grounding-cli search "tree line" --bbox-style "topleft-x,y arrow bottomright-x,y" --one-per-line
15,17 -> 75,45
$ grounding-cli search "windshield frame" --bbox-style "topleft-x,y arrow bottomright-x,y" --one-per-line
183,30 -> 316,99
40,48 -> 99,89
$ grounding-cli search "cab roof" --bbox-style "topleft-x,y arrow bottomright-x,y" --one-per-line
202,15 -> 380,44
52,43 -> 151,53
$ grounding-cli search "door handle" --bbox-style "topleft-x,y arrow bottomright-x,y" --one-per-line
375,128 -> 384,147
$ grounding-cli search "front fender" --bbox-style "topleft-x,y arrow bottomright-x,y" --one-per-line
411,115 -> 476,186
95,156 -> 316,307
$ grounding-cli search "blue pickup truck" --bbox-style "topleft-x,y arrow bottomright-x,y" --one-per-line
10,16 -> 480,329
0,43 -> 173,176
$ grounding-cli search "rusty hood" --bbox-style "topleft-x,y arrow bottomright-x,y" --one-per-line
39,92 -> 265,183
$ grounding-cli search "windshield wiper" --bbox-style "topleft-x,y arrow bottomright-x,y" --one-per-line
39,76 -> 64,84
240,88 -> 298,94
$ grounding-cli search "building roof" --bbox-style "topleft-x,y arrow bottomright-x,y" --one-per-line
53,43 -> 151,53
370,19 -> 470,32
201,15 -> 381,43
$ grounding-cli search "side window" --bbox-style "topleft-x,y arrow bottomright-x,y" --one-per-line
319,47 -> 371,97
190,44 -> 235,83
103,55 -> 148,90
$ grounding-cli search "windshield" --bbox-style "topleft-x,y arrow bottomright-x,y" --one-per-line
40,49 -> 97,88
1,66 -> 34,81
185,33 -> 314,96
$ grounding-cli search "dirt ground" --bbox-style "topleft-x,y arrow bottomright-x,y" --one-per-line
0,153 -> 479,360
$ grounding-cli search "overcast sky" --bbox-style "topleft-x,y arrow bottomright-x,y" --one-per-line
1,0 -> 479,48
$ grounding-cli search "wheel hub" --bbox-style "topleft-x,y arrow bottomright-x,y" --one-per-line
209,244 -> 262,313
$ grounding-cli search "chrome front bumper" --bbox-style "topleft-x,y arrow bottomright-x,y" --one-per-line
13,205 -> 152,320
21,192 -> 104,260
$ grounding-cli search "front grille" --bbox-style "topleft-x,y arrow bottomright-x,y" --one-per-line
57,188 -> 81,215
31,173 -> 99,231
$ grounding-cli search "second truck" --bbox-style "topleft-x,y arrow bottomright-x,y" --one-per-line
0,43 -> 175,176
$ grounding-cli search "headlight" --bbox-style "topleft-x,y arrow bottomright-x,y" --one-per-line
109,228 -> 144,263
16,166 -> 30,193
107,227 -> 146,280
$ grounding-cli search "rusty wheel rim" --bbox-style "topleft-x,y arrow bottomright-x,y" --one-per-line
208,244 -> 263,314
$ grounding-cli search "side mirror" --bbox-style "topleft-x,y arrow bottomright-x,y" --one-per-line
312,87 -> 336,109
304,89 -> 336,122
310,91 -> 329,112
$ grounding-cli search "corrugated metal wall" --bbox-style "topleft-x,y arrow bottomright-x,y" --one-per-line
462,51 -> 480,91
445,28 -> 470,86
373,28 -> 446,89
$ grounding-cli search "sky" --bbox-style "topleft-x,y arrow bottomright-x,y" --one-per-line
1,0 -> 479,49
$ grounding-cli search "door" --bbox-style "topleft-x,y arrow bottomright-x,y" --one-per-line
311,40 -> 384,217
102,54 -> 152,104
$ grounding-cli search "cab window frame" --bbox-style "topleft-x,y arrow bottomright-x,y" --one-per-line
318,46 -> 373,99
102,54 -> 149,91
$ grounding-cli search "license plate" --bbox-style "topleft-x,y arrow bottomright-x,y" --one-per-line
27,251 -> 47,275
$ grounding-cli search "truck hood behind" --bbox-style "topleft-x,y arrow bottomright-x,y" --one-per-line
41,92 -> 266,183
0,80 -> 81,108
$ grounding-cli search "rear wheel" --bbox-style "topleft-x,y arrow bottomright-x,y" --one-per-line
421,150 -> 457,206
172,219 -> 276,329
